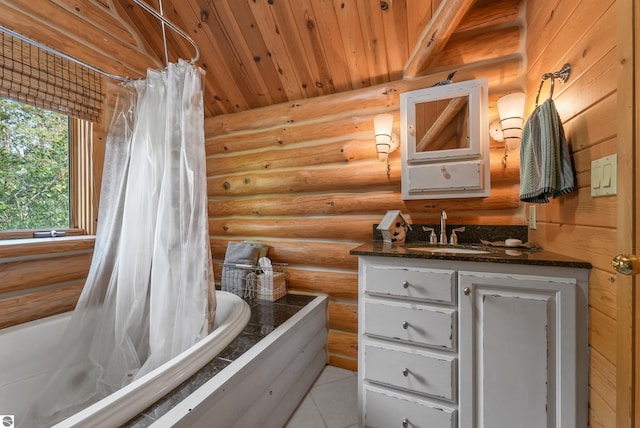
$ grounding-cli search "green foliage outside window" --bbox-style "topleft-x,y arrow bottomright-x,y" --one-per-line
0,98 -> 70,230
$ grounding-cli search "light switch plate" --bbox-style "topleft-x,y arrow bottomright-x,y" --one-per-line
591,154 -> 617,197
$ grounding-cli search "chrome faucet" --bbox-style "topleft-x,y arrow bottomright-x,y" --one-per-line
440,210 -> 447,244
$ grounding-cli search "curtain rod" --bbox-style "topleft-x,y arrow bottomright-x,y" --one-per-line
132,0 -> 200,64
0,0 -> 200,82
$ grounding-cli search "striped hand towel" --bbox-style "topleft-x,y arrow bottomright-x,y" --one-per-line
519,98 -> 575,203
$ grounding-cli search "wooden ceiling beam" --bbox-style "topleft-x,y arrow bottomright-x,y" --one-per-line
455,0 -> 521,33
433,26 -> 521,71
403,0 -> 476,78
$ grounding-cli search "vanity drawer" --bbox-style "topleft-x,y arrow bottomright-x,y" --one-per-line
364,299 -> 456,350
364,385 -> 456,428
364,265 -> 455,304
407,160 -> 484,192
363,341 -> 456,401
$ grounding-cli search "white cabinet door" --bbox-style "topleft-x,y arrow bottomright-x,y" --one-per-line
458,271 -> 578,428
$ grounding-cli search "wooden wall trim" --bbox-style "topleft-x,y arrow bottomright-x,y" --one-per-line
616,0 -> 636,425
635,0 -> 640,418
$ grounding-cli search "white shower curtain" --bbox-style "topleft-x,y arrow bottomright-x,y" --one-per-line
26,60 -> 215,426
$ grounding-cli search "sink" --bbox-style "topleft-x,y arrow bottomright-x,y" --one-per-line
407,247 -> 492,255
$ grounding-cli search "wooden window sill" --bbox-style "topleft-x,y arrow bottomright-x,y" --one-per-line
0,235 -> 96,259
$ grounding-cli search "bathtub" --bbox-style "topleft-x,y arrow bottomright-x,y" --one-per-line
0,290 -> 251,428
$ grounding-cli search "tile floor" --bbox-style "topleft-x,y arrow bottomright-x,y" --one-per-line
285,365 -> 358,428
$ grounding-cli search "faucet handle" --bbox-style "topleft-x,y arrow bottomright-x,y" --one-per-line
449,226 -> 465,245
422,226 -> 438,244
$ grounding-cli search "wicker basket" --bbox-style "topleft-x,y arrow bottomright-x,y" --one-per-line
220,262 -> 287,301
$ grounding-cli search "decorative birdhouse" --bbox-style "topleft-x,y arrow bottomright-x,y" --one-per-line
377,210 -> 412,244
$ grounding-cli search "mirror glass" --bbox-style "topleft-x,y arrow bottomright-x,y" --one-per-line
414,95 -> 470,153
401,79 -> 485,164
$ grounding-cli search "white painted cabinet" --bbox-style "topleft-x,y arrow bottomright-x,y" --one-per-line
458,271 -> 583,428
357,256 -> 589,428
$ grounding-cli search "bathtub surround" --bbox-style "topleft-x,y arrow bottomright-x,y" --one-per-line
125,293 -> 326,427
24,60 -> 214,427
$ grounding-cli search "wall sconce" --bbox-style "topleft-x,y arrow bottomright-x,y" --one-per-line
373,113 -> 398,163
496,92 -> 526,150
490,92 -> 525,166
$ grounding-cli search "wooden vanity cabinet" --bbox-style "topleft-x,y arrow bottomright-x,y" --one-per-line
357,255 -> 589,428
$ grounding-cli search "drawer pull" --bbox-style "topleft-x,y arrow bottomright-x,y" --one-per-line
463,287 -> 471,296
402,321 -> 409,329
402,280 -> 409,289
402,418 -> 409,428
402,368 -> 409,377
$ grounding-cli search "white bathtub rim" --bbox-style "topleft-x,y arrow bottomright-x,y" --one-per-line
52,290 -> 251,428
151,293 -> 328,427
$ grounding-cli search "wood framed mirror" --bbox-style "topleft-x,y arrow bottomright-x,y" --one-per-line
402,79 -> 487,163
400,78 -> 490,199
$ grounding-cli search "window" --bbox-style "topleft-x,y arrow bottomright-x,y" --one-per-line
0,98 -> 96,240
0,97 -> 70,231
0,28 -> 103,240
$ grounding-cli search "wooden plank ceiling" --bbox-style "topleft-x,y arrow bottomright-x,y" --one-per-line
1,0 -> 522,118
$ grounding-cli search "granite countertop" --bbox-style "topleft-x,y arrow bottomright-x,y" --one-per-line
350,241 -> 592,269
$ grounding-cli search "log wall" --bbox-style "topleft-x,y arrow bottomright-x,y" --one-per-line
206,58 -> 526,370
525,0 -> 618,427
0,238 -> 94,328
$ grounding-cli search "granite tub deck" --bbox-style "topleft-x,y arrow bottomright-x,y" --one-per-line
125,293 -> 326,428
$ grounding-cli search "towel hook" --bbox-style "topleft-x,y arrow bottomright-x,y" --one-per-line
535,63 -> 571,107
